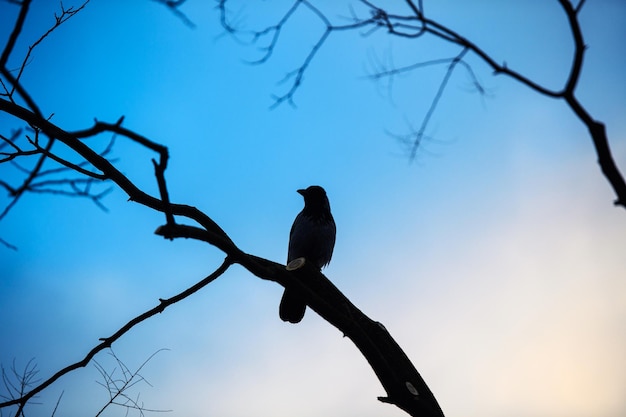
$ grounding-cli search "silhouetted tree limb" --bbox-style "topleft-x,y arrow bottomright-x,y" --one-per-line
0,120 -> 115,248
218,0 -> 378,108
0,0 -> 94,249
0,95 -> 444,415
8,1 -> 619,416
0,256 -> 232,416
1,359 -> 40,406
0,4 -> 445,412
151,0 -> 195,28
219,0 -> 625,208
93,349 -> 172,415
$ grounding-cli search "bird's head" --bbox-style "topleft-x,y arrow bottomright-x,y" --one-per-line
298,185 -> 331,213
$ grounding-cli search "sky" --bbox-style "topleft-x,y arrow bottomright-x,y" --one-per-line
1,1 -> 625,416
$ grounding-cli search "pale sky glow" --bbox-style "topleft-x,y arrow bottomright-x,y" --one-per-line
1,1 -> 625,417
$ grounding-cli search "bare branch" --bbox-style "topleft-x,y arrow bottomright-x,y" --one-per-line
0,121 -> 113,235
0,130 -> 40,163
8,1 -> 90,97
71,117 -> 168,157
554,0 -> 626,207
0,114 -> 168,247
219,0 -> 626,208
50,390 -> 64,417
154,221 -> 444,417
153,157 -> 175,230
575,0 -> 587,13
0,358 -> 40,406
0,3 -> 95,247
407,47 -> 468,161
271,28 -> 331,109
94,349 -> 172,416
558,0 -> 586,96
0,64 -> 445,417
0,258 -> 232,415
219,0 -> 376,107
0,133 -> 53,223
25,132 -> 108,179
151,0 -> 195,28
26,181 -> 113,212
0,0 -> 31,68
0,236 -> 17,250
1,100 -> 237,257
243,1 -> 302,65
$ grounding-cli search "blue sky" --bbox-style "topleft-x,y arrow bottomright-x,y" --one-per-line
1,1 -> 625,416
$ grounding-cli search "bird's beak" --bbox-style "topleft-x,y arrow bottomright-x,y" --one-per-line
297,189 -> 306,196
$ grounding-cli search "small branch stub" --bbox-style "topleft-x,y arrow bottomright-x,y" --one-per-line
286,257 -> 305,271
406,381 -> 419,396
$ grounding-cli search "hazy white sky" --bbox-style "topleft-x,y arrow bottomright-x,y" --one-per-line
1,1 -> 625,416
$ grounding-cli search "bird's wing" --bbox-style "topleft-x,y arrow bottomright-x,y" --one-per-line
288,212 -> 336,268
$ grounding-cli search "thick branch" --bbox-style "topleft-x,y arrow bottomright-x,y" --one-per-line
552,2 -> 625,206
1,82 -> 445,416
1,119 -> 446,415
156,223 -> 444,417
0,98 -> 235,249
567,99 -> 626,208
244,256 -> 443,416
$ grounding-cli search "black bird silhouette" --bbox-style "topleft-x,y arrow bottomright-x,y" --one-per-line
279,185 -> 336,323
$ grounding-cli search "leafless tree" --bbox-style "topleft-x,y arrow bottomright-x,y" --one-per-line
0,1 -> 444,416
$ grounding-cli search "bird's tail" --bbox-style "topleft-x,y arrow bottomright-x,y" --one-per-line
279,289 -> 306,323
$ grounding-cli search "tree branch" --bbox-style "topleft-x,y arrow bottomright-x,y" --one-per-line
220,0 -> 626,208
93,349 -> 172,415
0,0 -> 31,68
0,4 -> 446,416
156,222 -> 444,416
407,47 -> 468,161
558,0 -> 585,95
0,258 -> 232,415
219,0 -> 376,108
0,96 -> 447,415
151,0 -> 195,28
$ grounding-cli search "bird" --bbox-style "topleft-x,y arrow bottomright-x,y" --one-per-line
279,185 -> 336,323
